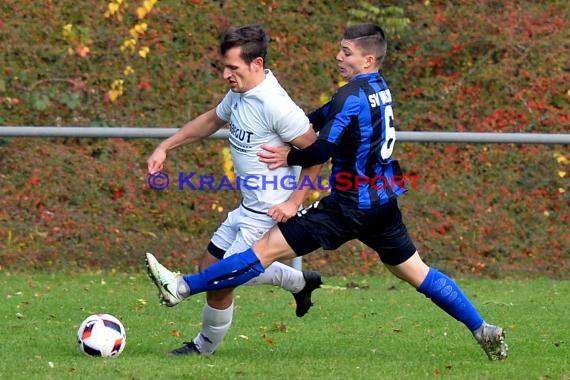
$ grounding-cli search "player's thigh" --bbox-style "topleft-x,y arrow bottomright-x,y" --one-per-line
279,197 -> 355,256
224,211 -> 276,258
358,201 -> 416,266
210,208 -> 241,253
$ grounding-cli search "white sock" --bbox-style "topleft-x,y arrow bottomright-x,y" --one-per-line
193,302 -> 234,355
244,261 -> 305,293
176,276 -> 191,298
472,321 -> 488,341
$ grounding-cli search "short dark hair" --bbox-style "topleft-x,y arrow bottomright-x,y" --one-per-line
343,23 -> 387,66
220,25 -> 268,64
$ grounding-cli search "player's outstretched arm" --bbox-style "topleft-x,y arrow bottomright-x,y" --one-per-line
147,108 -> 226,174
265,128 -> 321,221
259,138 -> 335,170
267,164 -> 322,222
258,144 -> 290,170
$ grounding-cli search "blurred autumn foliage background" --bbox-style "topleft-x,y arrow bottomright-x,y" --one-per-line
0,0 -> 568,278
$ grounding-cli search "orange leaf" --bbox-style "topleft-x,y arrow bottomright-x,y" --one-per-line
75,44 -> 90,58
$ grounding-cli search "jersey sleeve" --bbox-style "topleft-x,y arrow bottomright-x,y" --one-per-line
317,91 -> 360,144
307,102 -> 331,133
267,96 -> 311,142
215,90 -> 235,122
287,139 -> 336,167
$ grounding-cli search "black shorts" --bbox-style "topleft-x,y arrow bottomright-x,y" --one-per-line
278,196 -> 417,266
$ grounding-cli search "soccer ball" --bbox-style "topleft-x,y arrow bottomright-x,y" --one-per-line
77,313 -> 126,357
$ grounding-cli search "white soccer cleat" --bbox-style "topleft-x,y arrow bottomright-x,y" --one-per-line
145,252 -> 184,307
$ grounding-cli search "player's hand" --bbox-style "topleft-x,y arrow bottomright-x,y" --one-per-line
258,144 -> 290,169
267,200 -> 298,222
147,147 -> 167,174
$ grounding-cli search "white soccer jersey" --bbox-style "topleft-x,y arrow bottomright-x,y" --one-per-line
216,69 -> 310,213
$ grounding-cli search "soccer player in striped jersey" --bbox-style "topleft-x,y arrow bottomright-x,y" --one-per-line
146,23 -> 508,361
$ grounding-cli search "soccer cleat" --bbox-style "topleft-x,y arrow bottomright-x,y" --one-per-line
474,323 -> 509,361
167,341 -> 202,356
292,271 -> 323,317
145,252 -> 184,307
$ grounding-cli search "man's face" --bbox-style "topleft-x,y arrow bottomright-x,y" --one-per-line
336,39 -> 372,81
222,47 -> 262,93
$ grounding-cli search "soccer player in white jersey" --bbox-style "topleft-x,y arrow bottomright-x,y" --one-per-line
146,25 -> 322,356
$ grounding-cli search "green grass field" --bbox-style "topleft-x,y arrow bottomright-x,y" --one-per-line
1,271 -> 568,380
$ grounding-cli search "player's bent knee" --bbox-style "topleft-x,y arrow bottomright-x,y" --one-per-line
253,227 -> 295,267
384,251 -> 429,288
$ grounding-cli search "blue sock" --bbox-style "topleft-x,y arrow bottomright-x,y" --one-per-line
417,267 -> 484,332
182,248 -> 265,295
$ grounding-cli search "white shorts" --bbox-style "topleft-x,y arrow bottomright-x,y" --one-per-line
210,205 -> 276,258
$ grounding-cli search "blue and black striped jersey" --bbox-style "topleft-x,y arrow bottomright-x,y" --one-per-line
308,72 -> 406,208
